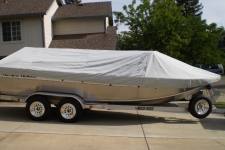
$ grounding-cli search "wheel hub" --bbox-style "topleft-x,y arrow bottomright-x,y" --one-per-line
60,103 -> 76,119
195,100 -> 209,115
30,102 -> 45,117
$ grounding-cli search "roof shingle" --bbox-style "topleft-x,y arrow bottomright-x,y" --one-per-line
0,0 -> 54,17
53,1 -> 112,25
49,26 -> 117,50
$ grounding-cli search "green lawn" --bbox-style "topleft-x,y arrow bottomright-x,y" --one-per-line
213,102 -> 225,108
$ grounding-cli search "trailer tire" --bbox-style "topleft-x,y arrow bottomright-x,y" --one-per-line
26,96 -> 51,121
57,98 -> 83,123
189,95 -> 212,119
188,99 -> 193,112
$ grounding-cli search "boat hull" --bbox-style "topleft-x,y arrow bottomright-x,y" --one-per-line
0,76 -> 204,104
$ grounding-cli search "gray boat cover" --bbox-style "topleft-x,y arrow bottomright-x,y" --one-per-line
0,47 -> 221,88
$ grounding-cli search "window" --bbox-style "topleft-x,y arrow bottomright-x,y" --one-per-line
2,21 -> 21,42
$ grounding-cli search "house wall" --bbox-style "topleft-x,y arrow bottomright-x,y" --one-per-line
44,0 -> 58,48
53,18 -> 105,35
0,17 -> 43,56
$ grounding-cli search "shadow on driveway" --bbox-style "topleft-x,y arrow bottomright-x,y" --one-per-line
1,106 -> 224,132
0,106 -> 198,126
200,117 -> 225,131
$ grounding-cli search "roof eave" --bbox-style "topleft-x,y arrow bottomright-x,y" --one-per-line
0,12 -> 46,18
52,15 -> 110,21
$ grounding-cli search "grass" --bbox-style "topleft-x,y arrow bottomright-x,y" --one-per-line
213,102 -> 225,108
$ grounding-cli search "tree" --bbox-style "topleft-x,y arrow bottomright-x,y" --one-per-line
218,31 -> 225,51
176,0 -> 203,17
65,0 -> 82,4
114,0 -> 225,65
114,0 -> 190,58
180,17 -> 224,65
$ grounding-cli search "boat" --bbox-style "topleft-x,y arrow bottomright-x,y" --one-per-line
0,47 -> 221,122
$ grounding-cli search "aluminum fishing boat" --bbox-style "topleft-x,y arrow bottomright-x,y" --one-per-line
0,47 -> 221,122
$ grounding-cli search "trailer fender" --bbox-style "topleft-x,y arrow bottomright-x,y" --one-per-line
25,92 -> 86,109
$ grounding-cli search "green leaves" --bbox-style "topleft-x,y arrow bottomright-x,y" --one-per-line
181,17 -> 224,65
114,0 -> 225,66
176,0 -> 203,17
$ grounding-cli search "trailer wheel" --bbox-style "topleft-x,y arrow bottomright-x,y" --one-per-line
57,98 -> 83,123
189,95 -> 212,119
26,96 -> 51,121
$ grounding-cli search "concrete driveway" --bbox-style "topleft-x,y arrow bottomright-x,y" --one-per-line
0,102 -> 224,150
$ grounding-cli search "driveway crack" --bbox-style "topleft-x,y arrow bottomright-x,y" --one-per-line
0,119 -> 29,143
214,139 -> 225,147
137,110 -> 150,150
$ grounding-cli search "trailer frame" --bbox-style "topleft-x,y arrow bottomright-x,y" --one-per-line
0,88 -> 221,122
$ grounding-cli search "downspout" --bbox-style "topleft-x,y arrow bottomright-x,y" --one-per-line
40,15 -> 45,47
104,17 -> 106,33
